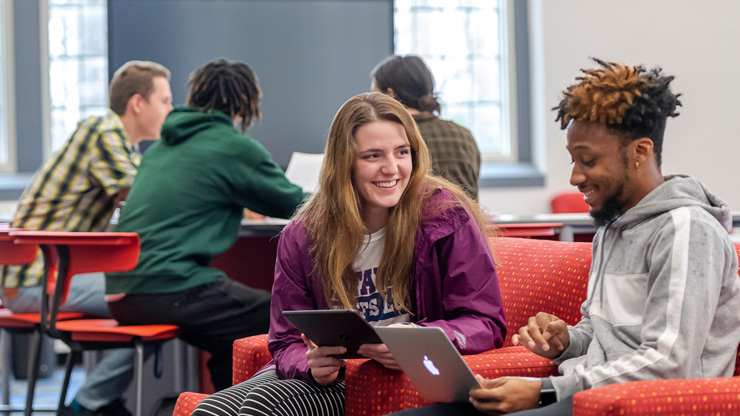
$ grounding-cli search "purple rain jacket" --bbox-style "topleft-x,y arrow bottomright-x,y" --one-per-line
265,189 -> 506,384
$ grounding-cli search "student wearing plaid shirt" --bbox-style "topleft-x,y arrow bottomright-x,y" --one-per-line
0,61 -> 173,416
371,55 -> 481,200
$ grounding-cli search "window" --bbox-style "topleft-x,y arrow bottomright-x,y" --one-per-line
395,0 -> 513,161
394,0 -> 541,186
47,0 -> 108,152
0,0 -> 16,171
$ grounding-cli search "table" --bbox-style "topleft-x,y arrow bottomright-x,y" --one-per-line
493,213 -> 597,241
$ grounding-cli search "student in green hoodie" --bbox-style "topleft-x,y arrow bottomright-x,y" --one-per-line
105,59 -> 308,391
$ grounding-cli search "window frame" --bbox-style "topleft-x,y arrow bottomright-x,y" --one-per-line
478,0 -> 543,188
392,0 -> 543,188
0,0 -> 17,172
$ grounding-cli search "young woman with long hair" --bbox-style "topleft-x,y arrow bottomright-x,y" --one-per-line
192,92 -> 505,416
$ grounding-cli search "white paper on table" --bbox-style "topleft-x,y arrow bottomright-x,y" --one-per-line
285,152 -> 324,193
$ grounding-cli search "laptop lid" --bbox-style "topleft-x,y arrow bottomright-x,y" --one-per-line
375,326 -> 482,403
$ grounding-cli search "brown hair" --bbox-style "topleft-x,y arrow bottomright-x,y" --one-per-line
109,60 -> 171,116
370,55 -> 441,114
554,58 -> 681,167
298,92 -> 488,313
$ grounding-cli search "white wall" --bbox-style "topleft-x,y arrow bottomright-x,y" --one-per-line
479,0 -> 740,215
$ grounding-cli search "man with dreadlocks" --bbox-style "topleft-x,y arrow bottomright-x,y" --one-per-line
388,59 -> 740,415
105,59 -> 308,391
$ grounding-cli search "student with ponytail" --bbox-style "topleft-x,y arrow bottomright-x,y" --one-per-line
371,55 -> 481,200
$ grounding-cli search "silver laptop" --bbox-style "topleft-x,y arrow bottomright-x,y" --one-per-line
375,326 -> 482,403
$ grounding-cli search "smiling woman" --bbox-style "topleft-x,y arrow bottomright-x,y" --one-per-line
191,92 -> 507,416
352,120 -> 412,233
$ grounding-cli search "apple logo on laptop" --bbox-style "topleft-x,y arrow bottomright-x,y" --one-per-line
423,356 -> 440,376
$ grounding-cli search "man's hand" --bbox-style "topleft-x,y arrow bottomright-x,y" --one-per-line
302,334 -> 346,385
243,208 -> 266,219
357,343 -> 402,370
511,312 -> 569,359
469,376 -> 541,415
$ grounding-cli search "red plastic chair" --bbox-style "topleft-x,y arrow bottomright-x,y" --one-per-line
9,231 -> 179,416
0,230 -> 83,416
551,191 -> 590,213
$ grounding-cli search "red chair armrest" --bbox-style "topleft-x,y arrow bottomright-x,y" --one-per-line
345,358 -> 408,416
232,334 -> 271,385
573,377 -> 740,416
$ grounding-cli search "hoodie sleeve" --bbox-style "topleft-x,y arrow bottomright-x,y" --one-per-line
551,207 -> 738,398
552,305 -> 593,365
553,234 -> 602,364
416,212 -> 506,353
232,139 -> 308,219
267,221 -> 335,384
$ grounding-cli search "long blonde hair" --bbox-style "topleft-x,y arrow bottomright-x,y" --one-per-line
298,92 -> 489,313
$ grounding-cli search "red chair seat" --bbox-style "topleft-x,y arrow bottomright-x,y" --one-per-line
0,312 -> 87,328
8,230 -> 178,416
55,319 -> 179,342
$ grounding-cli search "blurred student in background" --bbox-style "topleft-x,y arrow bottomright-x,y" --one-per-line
106,58 -> 307,391
371,54 -> 481,200
0,60 -> 173,416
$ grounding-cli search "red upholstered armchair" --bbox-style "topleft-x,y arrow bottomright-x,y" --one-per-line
174,239 -> 740,416
176,237 -> 591,415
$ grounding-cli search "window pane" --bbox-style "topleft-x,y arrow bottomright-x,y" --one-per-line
48,0 -> 108,151
394,0 -> 513,161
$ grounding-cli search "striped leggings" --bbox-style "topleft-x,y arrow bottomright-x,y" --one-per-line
191,370 -> 345,416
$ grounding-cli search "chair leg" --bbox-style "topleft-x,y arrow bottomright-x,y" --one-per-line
57,349 -> 76,411
134,341 -> 144,416
172,339 -> 184,393
1,330 -> 10,407
23,330 -> 42,416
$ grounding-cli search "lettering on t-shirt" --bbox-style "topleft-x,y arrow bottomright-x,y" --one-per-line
355,267 -> 402,322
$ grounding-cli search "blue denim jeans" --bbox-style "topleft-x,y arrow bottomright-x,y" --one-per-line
1,273 -> 135,411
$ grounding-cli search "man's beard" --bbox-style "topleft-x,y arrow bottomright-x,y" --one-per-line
590,183 -> 626,227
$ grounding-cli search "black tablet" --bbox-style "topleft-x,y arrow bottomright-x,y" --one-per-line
282,309 -> 382,359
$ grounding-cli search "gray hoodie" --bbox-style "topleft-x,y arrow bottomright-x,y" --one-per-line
550,175 -> 740,399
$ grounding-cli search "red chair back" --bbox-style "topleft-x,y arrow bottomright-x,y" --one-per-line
493,237 -> 591,346
9,231 -> 139,306
0,229 -> 37,264
551,191 -> 590,213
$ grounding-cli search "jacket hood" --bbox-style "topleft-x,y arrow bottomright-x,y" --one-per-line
160,107 -> 233,146
617,174 -> 732,232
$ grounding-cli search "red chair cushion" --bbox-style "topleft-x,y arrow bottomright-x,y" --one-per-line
55,319 -> 178,342
0,312 -> 87,328
345,346 -> 560,415
173,392 -> 209,416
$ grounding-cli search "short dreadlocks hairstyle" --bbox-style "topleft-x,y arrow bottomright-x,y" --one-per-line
554,58 -> 682,167
187,59 -> 262,132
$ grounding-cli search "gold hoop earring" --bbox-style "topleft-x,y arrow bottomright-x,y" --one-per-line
635,161 -> 640,169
